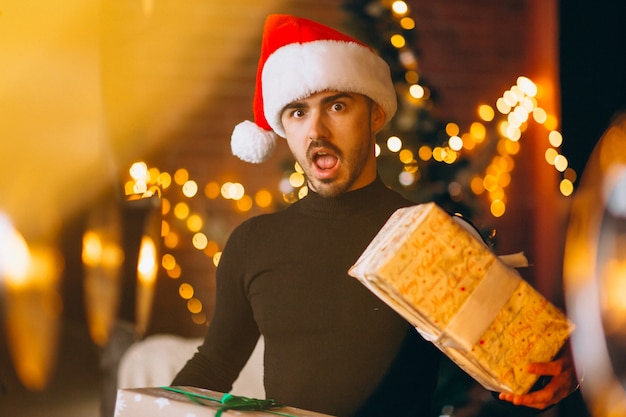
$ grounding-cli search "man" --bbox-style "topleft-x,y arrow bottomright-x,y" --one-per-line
172,14 -> 578,416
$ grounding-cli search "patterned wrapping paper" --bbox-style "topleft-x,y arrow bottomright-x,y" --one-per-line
115,386 -> 335,417
349,202 -> 573,395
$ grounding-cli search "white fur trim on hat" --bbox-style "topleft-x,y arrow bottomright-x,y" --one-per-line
261,40 -> 397,137
231,120 -> 278,164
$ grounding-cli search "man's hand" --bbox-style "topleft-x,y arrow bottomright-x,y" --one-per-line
498,352 -> 579,409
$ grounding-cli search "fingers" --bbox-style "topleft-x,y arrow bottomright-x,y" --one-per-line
498,360 -> 577,409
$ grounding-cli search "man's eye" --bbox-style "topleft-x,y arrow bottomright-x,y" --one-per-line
330,103 -> 344,111
292,109 -> 305,118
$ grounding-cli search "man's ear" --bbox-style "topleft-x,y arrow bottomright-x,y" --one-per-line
371,102 -> 386,133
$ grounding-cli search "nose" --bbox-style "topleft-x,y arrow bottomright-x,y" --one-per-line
306,110 -> 329,141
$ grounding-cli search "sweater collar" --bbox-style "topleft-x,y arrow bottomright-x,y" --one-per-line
296,176 -> 391,217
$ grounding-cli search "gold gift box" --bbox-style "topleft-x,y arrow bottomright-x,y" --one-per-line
349,202 -> 573,395
115,386 -> 335,417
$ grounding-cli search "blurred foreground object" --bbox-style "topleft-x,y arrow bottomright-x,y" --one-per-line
0,215 -> 63,390
564,112 -> 626,416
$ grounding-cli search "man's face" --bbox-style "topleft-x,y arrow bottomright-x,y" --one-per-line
280,91 -> 385,198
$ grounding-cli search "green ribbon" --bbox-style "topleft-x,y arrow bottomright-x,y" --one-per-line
160,386 -> 297,417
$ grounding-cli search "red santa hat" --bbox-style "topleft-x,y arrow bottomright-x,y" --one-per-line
231,14 -> 398,163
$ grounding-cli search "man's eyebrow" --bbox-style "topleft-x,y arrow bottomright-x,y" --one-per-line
282,101 -> 308,112
282,92 -> 354,114
320,92 -> 353,105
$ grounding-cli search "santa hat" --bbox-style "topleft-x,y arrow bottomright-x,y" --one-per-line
231,14 -> 397,163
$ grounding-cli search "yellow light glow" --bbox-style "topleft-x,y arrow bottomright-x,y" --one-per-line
445,123 -> 460,137
81,231 -> 102,268
390,34 -> 406,48
510,85 -> 525,104
478,105 -> 495,122
544,114 -> 558,130
496,97 -> 511,114
387,136 -> 403,152
191,312 -> 207,325
432,147 -> 443,162
490,200 -> 506,217
255,189 -> 273,208
133,180 -> 147,195
161,253 -> 176,270
161,220 -> 169,237
174,168 -> 189,185
533,107 -> 547,124
289,172 -> 305,188
470,176 -> 485,195
203,240 -> 220,258
470,122 -> 486,142
221,182 -> 245,200
0,215 -> 31,287
182,180 -> 198,198
158,172 -> 172,189
137,236 -> 157,285
294,162 -> 304,174
179,283 -> 194,299
399,149 -> 414,164
391,0 -> 409,15
204,181 -> 220,199
213,251 -> 222,267
418,145 -> 432,161
174,202 -> 190,219
405,70 -> 419,84
192,233 -> 208,250
516,76 -> 537,97
545,148 -> 558,165
148,167 -> 160,183
400,17 -> 415,30
129,162 -> 149,181
520,97 -> 535,113
504,139 -> 520,155
298,186 -> 309,200
448,136 -> 463,151
505,125 -> 521,141
559,179 -> 574,196
186,214 -> 203,232
164,231 -> 179,249
4,245 -> 63,390
502,90 -> 517,107
187,298 -> 202,314
489,187 -> 506,203
461,133 -> 476,150
236,195 -> 253,212
124,181 -> 135,196
409,84 -> 425,99
166,264 -> 181,279
161,198 -> 171,215
554,154 -> 569,172
403,160 -> 418,174
548,130 -> 563,147
483,174 -> 498,192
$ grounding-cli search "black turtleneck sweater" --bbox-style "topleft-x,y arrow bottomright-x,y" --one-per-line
172,177 -> 442,416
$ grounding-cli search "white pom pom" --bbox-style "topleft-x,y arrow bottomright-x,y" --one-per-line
231,120 -> 278,163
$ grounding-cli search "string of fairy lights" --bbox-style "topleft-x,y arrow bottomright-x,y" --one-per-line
122,0 -> 577,326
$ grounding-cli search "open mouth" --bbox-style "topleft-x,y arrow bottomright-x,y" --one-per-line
313,151 -> 339,171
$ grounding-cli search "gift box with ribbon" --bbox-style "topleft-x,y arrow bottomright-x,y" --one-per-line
115,386 -> 335,417
348,202 -> 573,395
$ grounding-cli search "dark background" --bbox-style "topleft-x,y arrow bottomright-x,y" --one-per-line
560,0 -> 626,175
